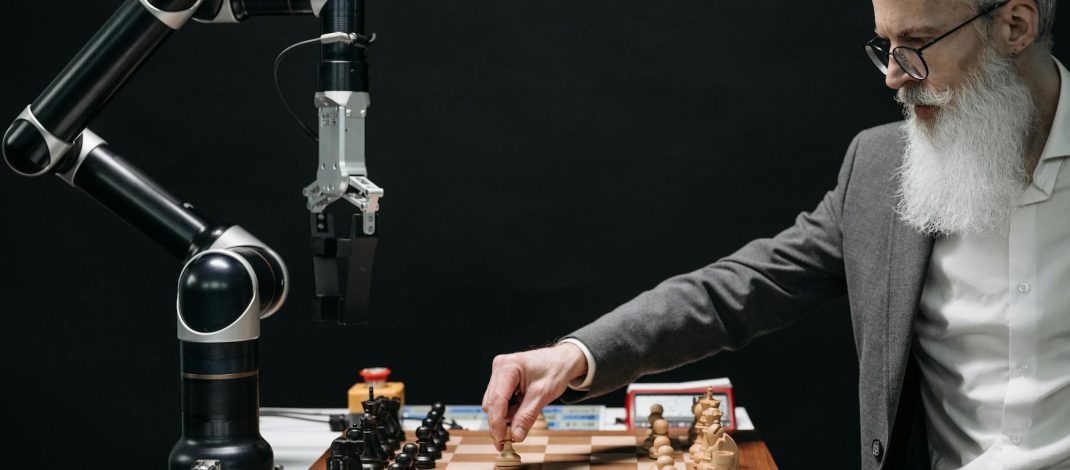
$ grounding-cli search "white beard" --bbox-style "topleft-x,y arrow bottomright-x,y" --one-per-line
895,45 -> 1037,236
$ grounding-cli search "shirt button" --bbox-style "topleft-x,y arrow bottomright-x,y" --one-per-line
1009,434 -> 1023,444
1018,283 -> 1031,293
1018,362 -> 1031,374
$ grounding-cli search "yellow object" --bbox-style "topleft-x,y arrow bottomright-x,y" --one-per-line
348,367 -> 405,414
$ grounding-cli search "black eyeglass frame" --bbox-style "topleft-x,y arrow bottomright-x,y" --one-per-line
865,0 -> 1010,80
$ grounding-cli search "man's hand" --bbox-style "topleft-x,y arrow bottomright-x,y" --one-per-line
481,342 -> 588,450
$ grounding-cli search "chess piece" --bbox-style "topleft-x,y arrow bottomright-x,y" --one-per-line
687,399 -> 702,445
649,435 -> 671,459
649,404 -> 665,425
495,436 -> 522,467
360,412 -> 393,463
431,402 -> 450,445
654,445 -> 674,469
690,447 -> 709,470
395,454 -> 414,470
643,403 -> 666,450
709,451 -> 735,470
380,397 -> 405,450
654,443 -> 674,469
689,406 -> 717,458
647,418 -> 670,458
697,388 -> 721,420
377,422 -> 396,458
702,422 -> 738,470
353,418 -> 388,470
329,435 -> 365,470
402,443 -> 419,459
424,417 -> 446,452
427,410 -> 449,451
416,425 -> 441,460
414,427 -> 437,469
533,411 -> 548,430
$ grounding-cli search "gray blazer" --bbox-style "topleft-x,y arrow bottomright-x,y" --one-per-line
564,121 -> 934,469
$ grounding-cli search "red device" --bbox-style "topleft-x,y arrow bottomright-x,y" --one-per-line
624,381 -> 736,432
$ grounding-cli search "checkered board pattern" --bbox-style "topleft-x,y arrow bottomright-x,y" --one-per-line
432,431 -> 691,470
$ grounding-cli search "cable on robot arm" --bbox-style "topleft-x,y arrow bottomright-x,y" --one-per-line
274,32 -> 377,142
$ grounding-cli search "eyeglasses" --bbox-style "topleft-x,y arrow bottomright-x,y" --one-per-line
865,0 -> 1009,80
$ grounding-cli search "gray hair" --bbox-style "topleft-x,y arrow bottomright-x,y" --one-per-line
969,0 -> 1058,50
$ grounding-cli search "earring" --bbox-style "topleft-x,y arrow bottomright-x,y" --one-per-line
1011,49 -> 1018,56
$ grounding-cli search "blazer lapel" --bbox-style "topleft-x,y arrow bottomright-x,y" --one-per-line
885,213 -> 933,422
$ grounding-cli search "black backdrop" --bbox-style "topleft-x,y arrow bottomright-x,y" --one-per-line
0,1 -> 1065,468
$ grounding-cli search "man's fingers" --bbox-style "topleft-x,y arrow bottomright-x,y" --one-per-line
509,385 -> 549,443
482,360 -> 522,448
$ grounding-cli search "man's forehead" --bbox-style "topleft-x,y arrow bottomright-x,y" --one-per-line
872,0 -> 973,37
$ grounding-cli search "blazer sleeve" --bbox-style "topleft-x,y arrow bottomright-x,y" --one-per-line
561,132 -> 862,400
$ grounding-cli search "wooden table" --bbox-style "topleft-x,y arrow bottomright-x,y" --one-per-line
310,429 -> 776,470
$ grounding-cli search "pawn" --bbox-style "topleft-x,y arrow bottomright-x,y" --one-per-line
643,404 -> 665,450
416,425 -> 441,461
402,443 -> 419,460
533,411 -> 548,430
395,454 -> 414,470
656,445 -> 674,460
649,435 -> 671,459
655,455 -> 674,469
424,416 -> 447,451
423,417 -> 446,453
649,404 -> 665,426
429,409 -> 450,449
414,453 -> 435,470
691,447 -> 709,470
388,463 -> 404,470
495,436 -> 522,467
431,402 -> 448,438
652,418 -> 669,437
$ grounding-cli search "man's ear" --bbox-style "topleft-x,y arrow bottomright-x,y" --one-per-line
997,0 -> 1041,55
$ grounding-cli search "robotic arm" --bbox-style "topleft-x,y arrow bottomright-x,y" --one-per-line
2,0 -> 378,468
201,0 -> 383,326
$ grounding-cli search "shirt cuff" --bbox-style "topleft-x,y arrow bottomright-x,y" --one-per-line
557,338 -> 596,391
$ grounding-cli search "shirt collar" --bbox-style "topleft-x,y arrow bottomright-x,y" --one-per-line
1018,57 -> 1069,205
1040,57 -> 1070,162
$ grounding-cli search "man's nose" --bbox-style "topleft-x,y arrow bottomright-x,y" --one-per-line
884,57 -> 918,90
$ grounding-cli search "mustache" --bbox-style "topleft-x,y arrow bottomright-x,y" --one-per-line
895,84 -> 954,107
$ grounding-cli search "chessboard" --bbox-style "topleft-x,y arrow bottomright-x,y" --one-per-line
309,430 -> 777,470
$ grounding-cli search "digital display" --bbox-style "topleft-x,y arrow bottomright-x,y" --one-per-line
632,393 -> 731,429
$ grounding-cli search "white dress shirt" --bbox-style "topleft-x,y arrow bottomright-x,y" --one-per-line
916,57 -> 1070,469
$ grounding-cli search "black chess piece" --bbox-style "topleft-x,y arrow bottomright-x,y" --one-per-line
328,435 -> 365,470
402,443 -> 419,457
388,463 -> 404,470
395,453 -> 415,470
385,398 -> 406,445
415,425 -> 440,467
362,393 -> 383,430
377,397 -> 403,450
428,408 -> 449,449
358,415 -> 389,470
423,417 -> 446,452
376,419 -> 396,458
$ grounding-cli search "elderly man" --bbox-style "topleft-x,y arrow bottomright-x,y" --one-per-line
481,0 -> 1065,468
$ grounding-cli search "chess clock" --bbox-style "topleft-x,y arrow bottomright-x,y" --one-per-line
625,379 -> 736,431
